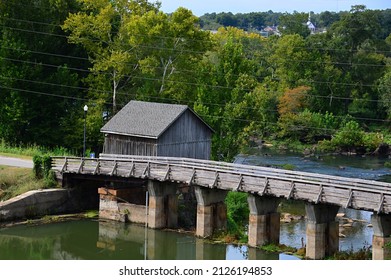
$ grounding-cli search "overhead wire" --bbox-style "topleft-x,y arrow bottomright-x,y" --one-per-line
1,15 -> 391,130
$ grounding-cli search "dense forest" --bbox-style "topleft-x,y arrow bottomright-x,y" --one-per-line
1,0 -> 391,161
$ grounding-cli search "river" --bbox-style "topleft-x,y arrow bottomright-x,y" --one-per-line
236,149 -> 390,255
0,150 -> 389,260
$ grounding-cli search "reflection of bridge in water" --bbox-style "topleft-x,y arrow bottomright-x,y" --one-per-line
52,154 -> 391,260
97,220 -> 280,260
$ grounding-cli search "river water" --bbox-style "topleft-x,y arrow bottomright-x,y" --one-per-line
0,150 -> 390,260
236,149 -> 391,255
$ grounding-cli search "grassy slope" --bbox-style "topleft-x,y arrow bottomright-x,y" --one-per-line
0,165 -> 53,201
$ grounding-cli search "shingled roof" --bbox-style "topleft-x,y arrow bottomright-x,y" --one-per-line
101,100 -> 212,139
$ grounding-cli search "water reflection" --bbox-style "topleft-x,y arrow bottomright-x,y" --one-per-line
280,209 -> 373,252
0,220 -> 292,260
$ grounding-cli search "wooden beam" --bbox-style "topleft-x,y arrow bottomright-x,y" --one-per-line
287,181 -> 295,199
164,165 -> 171,181
236,175 -> 244,191
128,161 -> 135,177
378,193 -> 385,213
93,161 -> 100,175
110,161 -> 117,176
212,172 -> 220,188
259,177 -> 269,196
189,169 -> 197,185
143,162 -> 150,178
345,189 -> 353,208
60,157 -> 68,173
316,185 -> 323,204
77,159 -> 84,174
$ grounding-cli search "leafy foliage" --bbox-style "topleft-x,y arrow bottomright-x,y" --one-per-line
225,191 -> 249,239
1,1 -> 391,158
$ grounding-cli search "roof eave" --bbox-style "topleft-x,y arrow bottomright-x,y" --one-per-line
154,107 -> 215,138
101,130 -> 158,140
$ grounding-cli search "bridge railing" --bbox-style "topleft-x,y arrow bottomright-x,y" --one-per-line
99,154 -> 391,191
51,154 -> 391,214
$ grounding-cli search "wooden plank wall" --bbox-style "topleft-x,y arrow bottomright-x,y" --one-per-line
157,110 -> 212,160
103,134 -> 157,156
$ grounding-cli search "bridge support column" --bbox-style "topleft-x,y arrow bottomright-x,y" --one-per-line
194,186 -> 227,238
371,213 -> 391,260
247,195 -> 280,247
305,203 -> 339,259
147,181 -> 178,229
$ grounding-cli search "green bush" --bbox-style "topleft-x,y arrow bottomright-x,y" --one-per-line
33,155 -> 43,179
331,121 -> 365,150
319,121 -> 385,153
32,154 -> 53,180
277,110 -> 340,143
225,191 -> 249,239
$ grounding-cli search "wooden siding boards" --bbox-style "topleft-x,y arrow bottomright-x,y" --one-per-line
157,110 -> 212,159
101,101 -> 213,160
103,134 -> 157,156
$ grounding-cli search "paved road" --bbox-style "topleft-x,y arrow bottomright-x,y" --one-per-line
0,156 -> 33,168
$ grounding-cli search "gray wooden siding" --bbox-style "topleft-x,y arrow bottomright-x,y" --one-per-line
103,134 -> 157,156
157,110 -> 212,159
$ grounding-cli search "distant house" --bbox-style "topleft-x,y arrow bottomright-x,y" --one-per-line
263,26 -> 281,37
101,100 -> 214,160
306,13 -> 316,34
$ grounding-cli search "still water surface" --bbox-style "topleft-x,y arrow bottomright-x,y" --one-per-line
0,219 -> 286,260
0,151 -> 389,260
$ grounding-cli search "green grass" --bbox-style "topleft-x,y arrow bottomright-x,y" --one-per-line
0,138 -> 73,158
0,165 -> 58,201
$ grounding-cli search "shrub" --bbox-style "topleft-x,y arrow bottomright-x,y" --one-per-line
33,155 -> 43,179
330,121 -> 365,151
32,154 -> 53,180
225,191 -> 249,239
277,110 -> 339,143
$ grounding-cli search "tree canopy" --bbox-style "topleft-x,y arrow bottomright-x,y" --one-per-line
1,1 -> 390,158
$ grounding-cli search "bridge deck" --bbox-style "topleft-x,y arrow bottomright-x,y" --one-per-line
51,154 -> 391,214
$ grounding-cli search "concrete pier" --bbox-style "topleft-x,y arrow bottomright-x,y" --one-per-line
371,213 -> 391,260
194,186 -> 227,238
147,181 -> 178,229
305,203 -> 340,259
247,195 -> 280,247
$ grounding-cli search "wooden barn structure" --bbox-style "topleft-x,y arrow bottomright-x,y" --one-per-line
101,100 -> 214,160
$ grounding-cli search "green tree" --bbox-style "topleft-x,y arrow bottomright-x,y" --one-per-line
279,12 -> 310,38
125,7 -> 212,103
0,0 -> 88,150
268,34 -> 311,89
62,0 -> 160,114
195,27 -> 264,161
378,70 -> 391,119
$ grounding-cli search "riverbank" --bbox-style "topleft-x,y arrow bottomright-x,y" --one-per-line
244,138 -> 391,160
0,211 -> 98,229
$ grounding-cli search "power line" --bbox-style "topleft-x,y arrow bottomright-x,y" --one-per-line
0,85 -> 87,102
2,42 -> 391,93
4,13 -> 391,55
2,18 -> 391,64
0,84 -> 339,134
2,55 -> 391,108
1,77 -> 390,125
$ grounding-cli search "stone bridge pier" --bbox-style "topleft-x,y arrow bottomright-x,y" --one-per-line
371,213 -> 391,260
147,181 -> 178,229
194,186 -> 228,238
247,195 -> 280,247
305,203 -> 340,259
